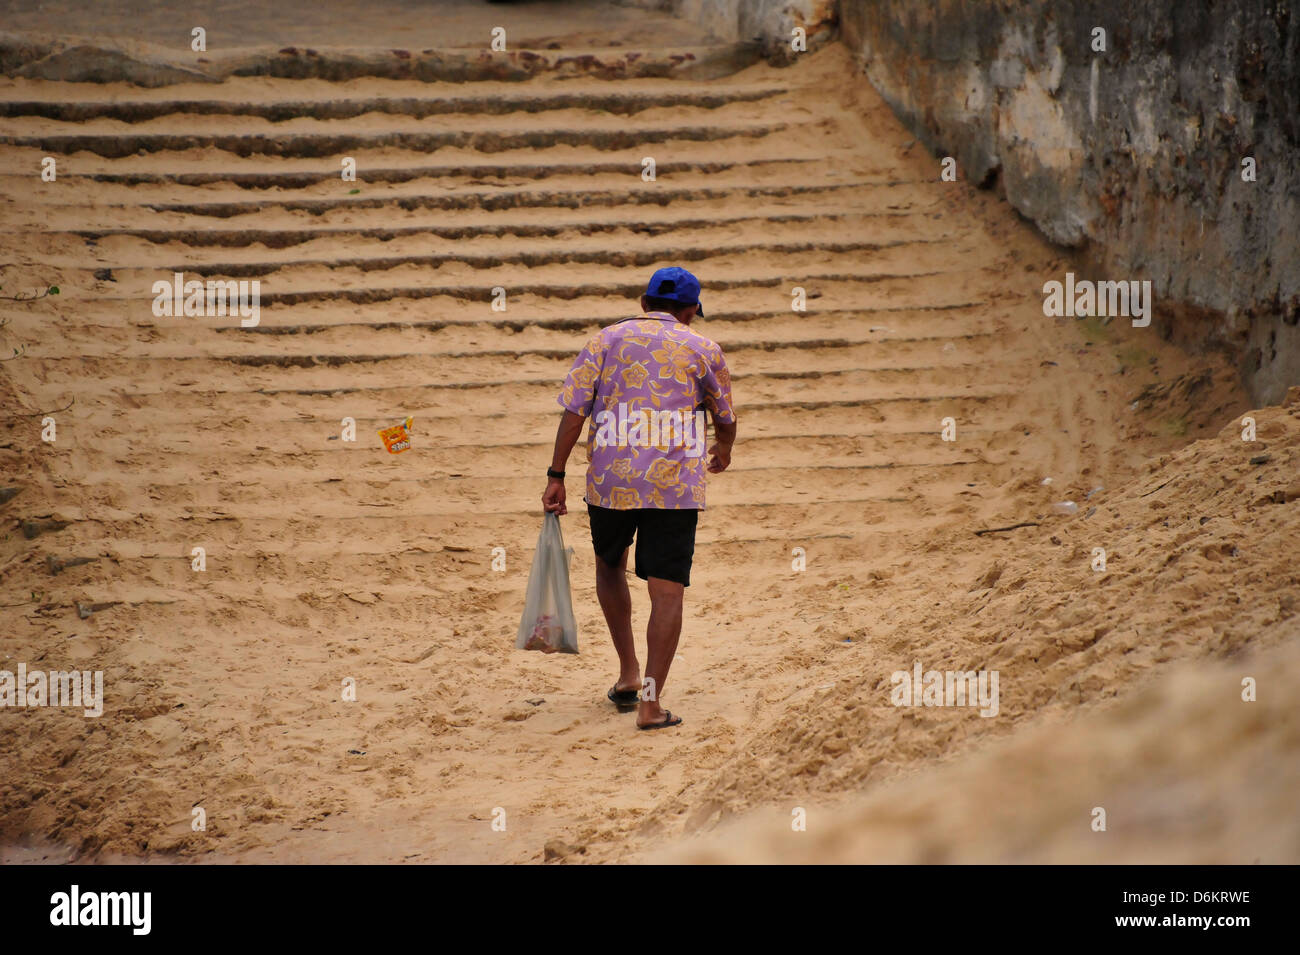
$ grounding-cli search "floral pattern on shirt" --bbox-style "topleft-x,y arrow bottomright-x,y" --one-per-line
557,313 -> 735,510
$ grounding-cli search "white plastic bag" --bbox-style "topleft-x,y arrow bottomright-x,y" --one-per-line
516,512 -> 579,654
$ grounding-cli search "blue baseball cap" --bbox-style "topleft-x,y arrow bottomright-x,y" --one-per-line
645,266 -> 704,317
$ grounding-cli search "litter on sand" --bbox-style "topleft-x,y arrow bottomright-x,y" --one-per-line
378,416 -> 414,454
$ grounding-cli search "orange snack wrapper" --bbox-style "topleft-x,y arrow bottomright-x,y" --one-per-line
378,416 -> 414,454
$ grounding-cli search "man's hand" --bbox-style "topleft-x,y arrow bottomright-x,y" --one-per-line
707,441 -> 732,473
542,477 -> 567,515
708,417 -> 736,473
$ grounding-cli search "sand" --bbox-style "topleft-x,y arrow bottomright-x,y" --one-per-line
0,34 -> 1292,864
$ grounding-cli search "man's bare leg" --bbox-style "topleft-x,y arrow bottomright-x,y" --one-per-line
638,575 -> 684,727
595,548 -> 640,695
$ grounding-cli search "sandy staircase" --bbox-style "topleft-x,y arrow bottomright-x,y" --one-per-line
0,45 -> 1117,859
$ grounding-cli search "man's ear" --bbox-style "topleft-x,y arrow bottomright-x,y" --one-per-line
639,294 -> 649,312
680,304 -> 699,323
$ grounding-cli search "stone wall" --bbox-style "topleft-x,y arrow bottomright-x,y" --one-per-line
839,0 -> 1300,405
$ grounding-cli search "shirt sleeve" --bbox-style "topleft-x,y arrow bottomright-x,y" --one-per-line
700,346 -> 736,424
557,331 -> 606,417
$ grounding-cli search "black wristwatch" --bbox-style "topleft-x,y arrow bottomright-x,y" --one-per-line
546,467 -> 565,480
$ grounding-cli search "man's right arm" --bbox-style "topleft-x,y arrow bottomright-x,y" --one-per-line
703,346 -> 736,473
708,416 -> 736,473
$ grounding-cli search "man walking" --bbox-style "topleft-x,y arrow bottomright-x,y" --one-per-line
542,267 -> 737,730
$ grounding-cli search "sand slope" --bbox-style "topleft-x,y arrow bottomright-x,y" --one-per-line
0,43 -> 1275,864
651,396 -> 1300,863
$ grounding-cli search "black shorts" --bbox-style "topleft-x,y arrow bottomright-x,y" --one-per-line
587,504 -> 699,587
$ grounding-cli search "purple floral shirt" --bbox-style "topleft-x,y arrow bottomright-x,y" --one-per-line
557,314 -> 735,509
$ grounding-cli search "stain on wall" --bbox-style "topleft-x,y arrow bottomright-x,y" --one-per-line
838,0 -> 1300,404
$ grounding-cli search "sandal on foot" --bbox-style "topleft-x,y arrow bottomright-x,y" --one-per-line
608,686 -> 640,706
637,710 -> 683,731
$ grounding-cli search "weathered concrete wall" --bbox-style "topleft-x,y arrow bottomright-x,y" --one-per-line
840,0 -> 1300,405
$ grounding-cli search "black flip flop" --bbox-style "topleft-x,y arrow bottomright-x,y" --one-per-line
607,686 -> 640,707
637,710 -> 683,731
